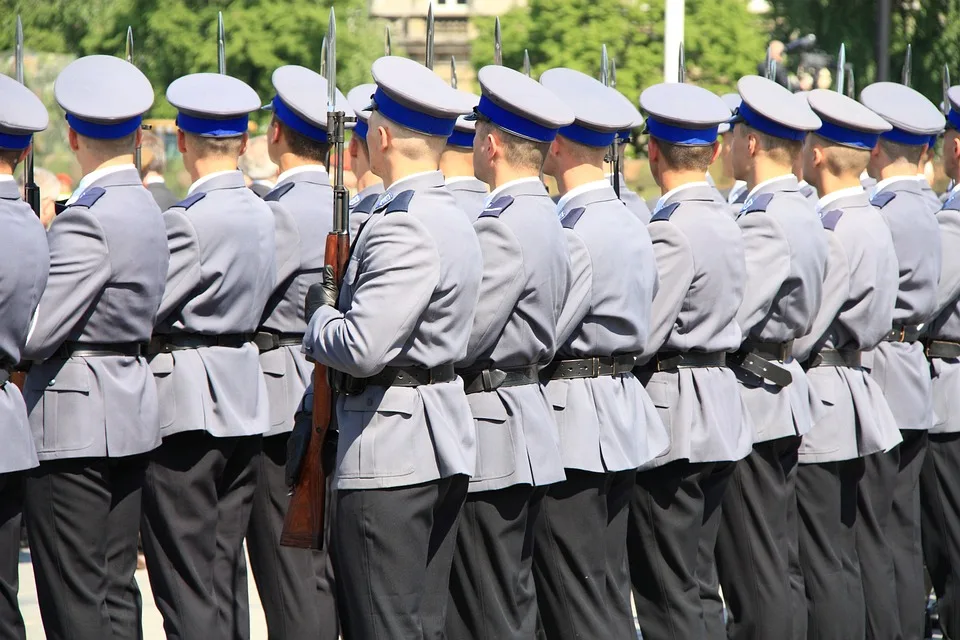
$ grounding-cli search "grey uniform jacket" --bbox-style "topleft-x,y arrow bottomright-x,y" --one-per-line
151,171 -> 276,439
735,175 -> 828,443
147,180 -> 179,212
446,177 -> 488,221
24,167 -> 169,460
258,169 -> 331,436
919,179 -> 942,210
867,179 -> 941,432
794,190 -> 901,462
0,182 -> 48,474
639,184 -> 752,467
347,182 -> 384,241
458,179 -> 568,493
611,174 -> 651,222
304,170 -> 482,490
546,183 -> 668,474
799,181 -> 818,204
927,195 -> 960,433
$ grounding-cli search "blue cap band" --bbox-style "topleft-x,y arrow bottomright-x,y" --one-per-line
815,120 -> 879,150
477,95 -> 559,143
930,134 -> 939,148
0,132 -> 32,150
645,118 -> 719,146
354,118 -> 369,140
176,112 -> 249,138
617,129 -> 632,144
66,114 -> 142,140
738,102 -> 807,142
880,126 -> 932,147
273,96 -> 328,143
558,122 -> 617,147
374,87 -> 456,137
948,109 -> 960,131
448,128 -> 474,148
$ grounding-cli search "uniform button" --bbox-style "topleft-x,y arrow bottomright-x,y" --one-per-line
48,379 -> 55,386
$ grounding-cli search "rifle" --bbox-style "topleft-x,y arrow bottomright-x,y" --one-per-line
836,43 -> 846,95
280,8 -> 352,550
450,56 -> 458,89
125,27 -> 146,176
218,12 -> 226,75
425,2 -> 435,70
494,17 -> 502,66
902,43 -> 912,88
600,45 -> 621,198
385,25 -> 392,56
523,49 -> 531,77
944,65 -> 952,119
678,41 -> 685,83
15,17 -> 40,219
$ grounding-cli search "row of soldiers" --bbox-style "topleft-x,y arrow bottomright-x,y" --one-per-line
0,37 -> 959,640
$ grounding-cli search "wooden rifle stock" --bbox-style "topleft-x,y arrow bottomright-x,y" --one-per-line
279,230 -> 348,549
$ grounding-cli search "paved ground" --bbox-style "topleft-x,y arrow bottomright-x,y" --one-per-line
17,550 -> 268,639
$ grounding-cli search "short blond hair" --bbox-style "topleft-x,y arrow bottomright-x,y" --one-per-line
810,133 -> 870,176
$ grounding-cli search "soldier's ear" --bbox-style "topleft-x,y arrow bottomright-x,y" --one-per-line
177,129 -> 187,154
237,133 -> 249,157
17,146 -> 29,165
709,140 -> 722,165
811,145 -> 825,168
951,135 -> 960,162
134,127 -> 143,150
67,128 -> 80,152
377,125 -> 391,153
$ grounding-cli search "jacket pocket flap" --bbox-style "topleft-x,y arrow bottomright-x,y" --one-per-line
467,393 -> 509,422
149,353 -> 175,376
342,387 -> 418,416
543,381 -> 567,410
44,362 -> 91,393
259,348 -> 286,377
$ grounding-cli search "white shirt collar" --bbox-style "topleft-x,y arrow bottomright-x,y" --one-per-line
871,175 -> 916,197
727,179 -> 748,204
252,179 -> 276,188
0,174 -> 15,184
445,175 -> 477,185
388,170 -> 439,192
484,176 -> 539,208
744,174 -> 794,203
654,181 -> 710,214
945,182 -> 960,205
556,179 -> 609,216
188,169 -> 239,196
816,185 -> 865,214
66,164 -> 136,205
277,164 -> 326,184
798,179 -> 811,189
144,175 -> 166,186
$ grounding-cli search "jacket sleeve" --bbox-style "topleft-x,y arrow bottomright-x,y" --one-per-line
155,209 -> 202,325
304,213 -> 440,377
267,200 -> 302,291
735,213 -> 792,336
641,221 -> 695,359
934,211 -> 960,318
794,233 -> 851,361
554,230 -> 592,346
24,208 -> 110,359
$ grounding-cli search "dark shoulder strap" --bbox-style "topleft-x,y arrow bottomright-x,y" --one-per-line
67,187 -> 107,210
478,195 -> 515,219
264,182 -> 295,202
820,209 -> 843,231
173,191 -> 207,210
352,192 -> 381,215
870,191 -> 896,209
561,206 -> 586,230
741,193 -> 774,214
650,201 -> 681,223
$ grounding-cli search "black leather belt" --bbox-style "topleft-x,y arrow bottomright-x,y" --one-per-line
253,331 -> 304,353
805,349 -> 862,369
459,365 -> 539,394
635,351 -> 727,375
147,333 -> 253,355
925,339 -> 960,359
363,364 -> 457,388
542,353 -> 640,380
53,341 -> 144,359
884,325 -> 922,343
730,340 -> 794,387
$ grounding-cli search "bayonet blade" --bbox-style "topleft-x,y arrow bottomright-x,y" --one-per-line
611,57 -> 617,89
836,43 -> 845,95
217,11 -> 226,74
944,65 -> 951,118
846,66 -> 855,99
320,35 -> 327,78
765,46 -> 772,80
126,26 -> 134,64
600,44 -> 609,87
903,43 -> 912,87
450,57 -> 458,89
678,41 -> 685,83
523,49 -> 531,77
494,17 -> 502,66
385,25 -> 392,56
15,16 -> 23,85
425,2 -> 435,70
327,8 -> 336,114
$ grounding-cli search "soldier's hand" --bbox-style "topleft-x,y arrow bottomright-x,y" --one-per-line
304,265 -> 339,320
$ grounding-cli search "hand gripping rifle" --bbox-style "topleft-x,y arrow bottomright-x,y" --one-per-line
15,17 -> 40,218
600,45 -> 621,198
280,8 -> 353,550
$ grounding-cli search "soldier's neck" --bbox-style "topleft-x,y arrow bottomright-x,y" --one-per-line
381,160 -> 439,189
555,164 -> 604,195
747,159 -> 793,191
189,157 -> 238,183
79,154 -> 134,178
439,150 -> 475,179
277,153 -> 323,174
658,169 -> 711,195
357,171 -> 382,192
878,161 -> 918,180
490,165 -> 539,191
817,172 -> 862,196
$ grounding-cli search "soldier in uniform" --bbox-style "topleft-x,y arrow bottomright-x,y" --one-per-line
720,92 -> 748,208
860,81 -> 945,640
346,84 -> 384,237
607,113 -> 651,221
302,56 -> 481,638
920,86 -> 960,640
793,89 -> 901,640
140,73 -> 276,640
21,56 -> 169,639
918,134 -> 941,209
442,93 -> 489,219
0,75 -> 49,640
627,82 -> 750,640
710,75 -> 827,640
245,65 -> 349,640
444,64 -> 574,639
536,67 -> 667,639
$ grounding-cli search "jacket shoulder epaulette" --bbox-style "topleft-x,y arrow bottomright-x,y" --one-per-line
942,197 -> 960,212
870,191 -> 896,209
68,187 -> 107,210
561,206 -> 586,229
741,193 -> 774,215
820,209 -> 843,231
478,195 -> 515,219
173,191 -> 207,210
375,190 -> 416,215
264,182 -> 295,202
352,193 -> 381,215
650,202 -> 681,222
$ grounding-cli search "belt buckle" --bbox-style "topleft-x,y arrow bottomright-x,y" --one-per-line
589,357 -> 602,377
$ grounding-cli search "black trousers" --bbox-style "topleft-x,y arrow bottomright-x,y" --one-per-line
856,450 -> 902,639
921,432 -> 960,640
447,484 -> 544,640
0,475 -> 25,640
140,431 -> 260,640
534,469 -> 635,640
628,460 -> 735,640
796,460 -> 864,640
334,475 -> 467,640
24,455 -> 146,640
887,431 -> 928,640
709,436 -> 801,640
247,432 -> 338,640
